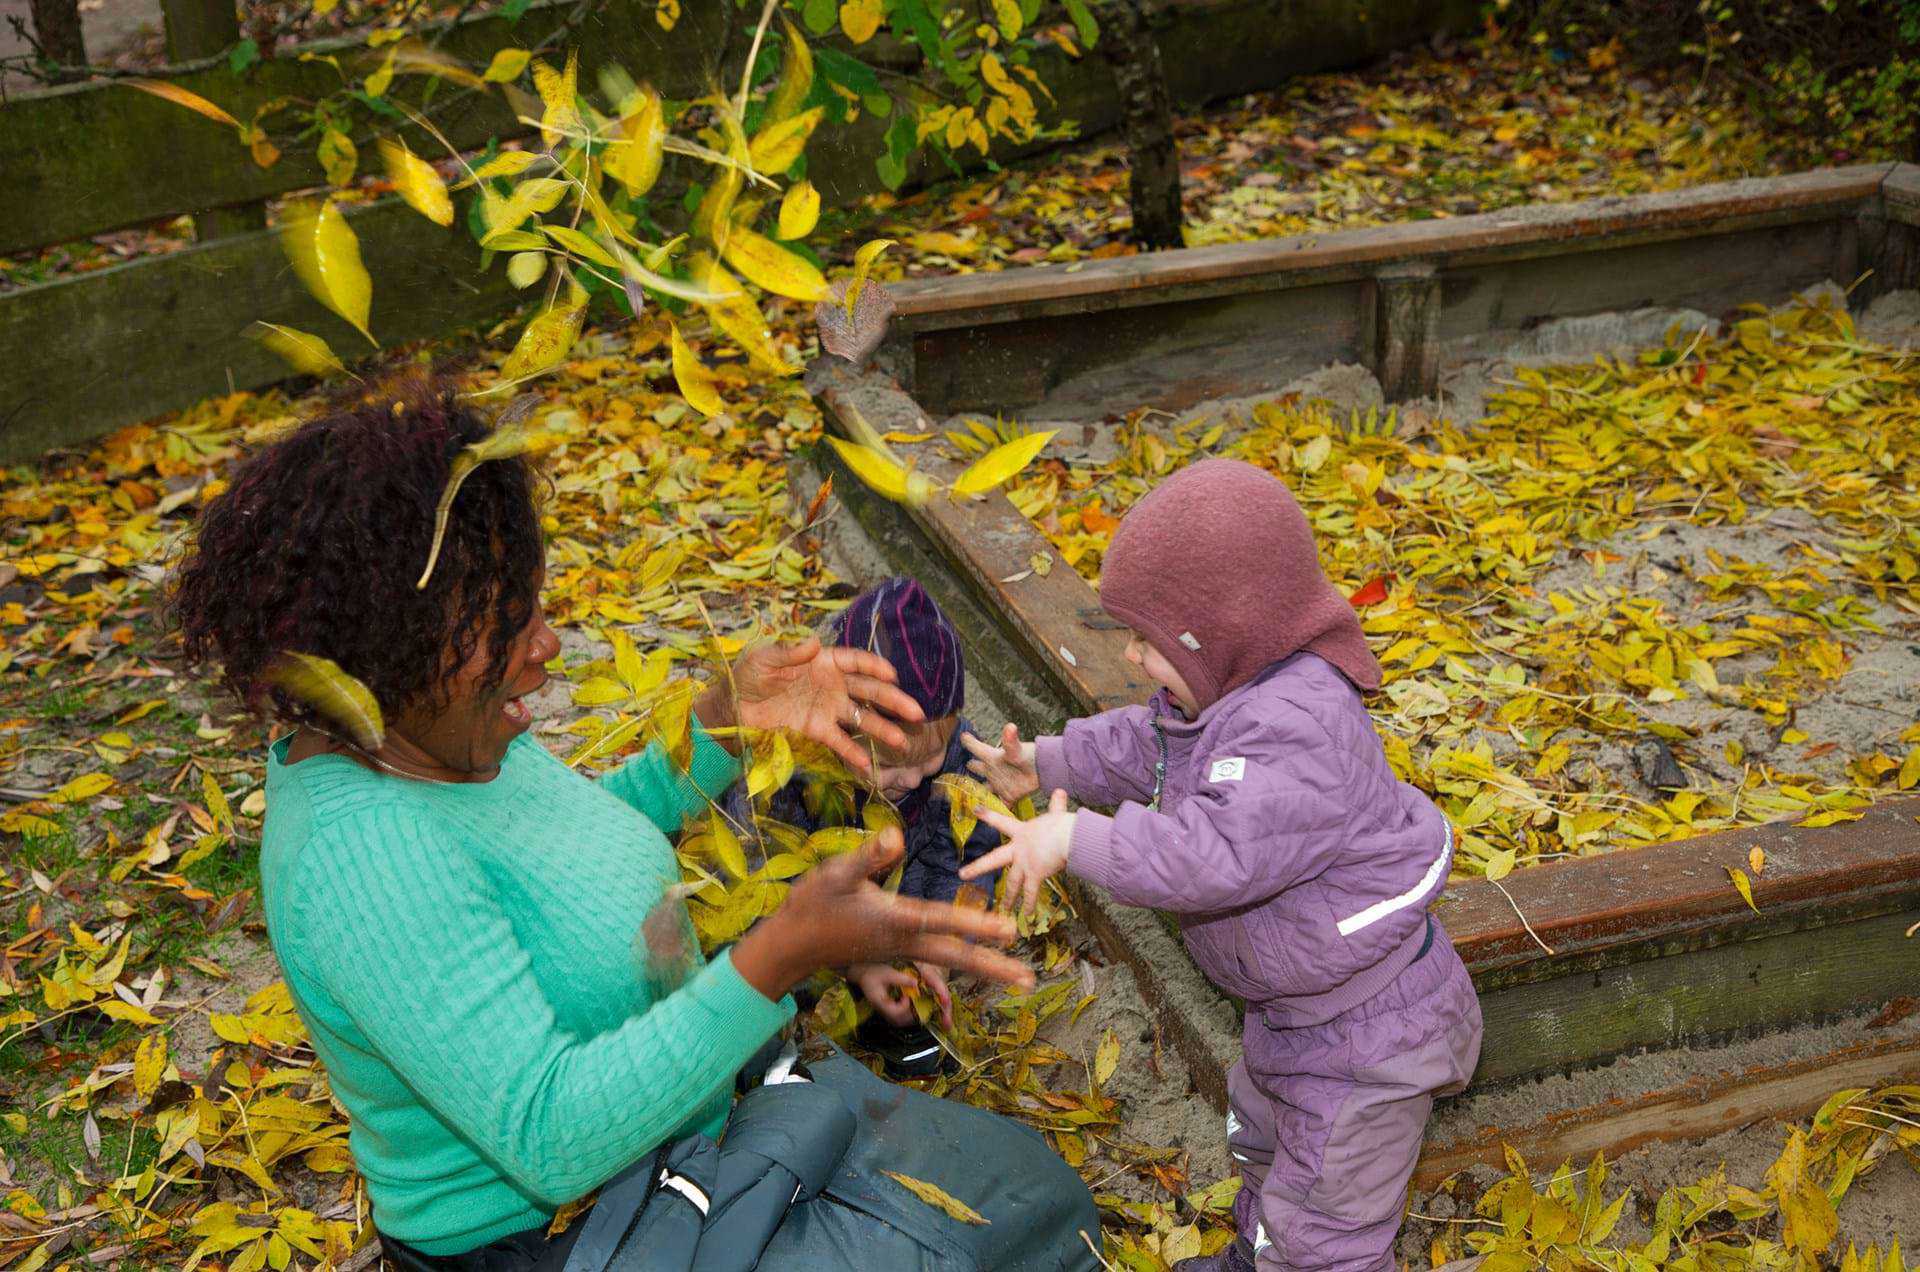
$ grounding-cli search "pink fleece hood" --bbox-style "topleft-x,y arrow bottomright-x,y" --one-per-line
1098,458 -> 1382,710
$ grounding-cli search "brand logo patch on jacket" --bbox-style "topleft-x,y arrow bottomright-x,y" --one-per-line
1209,757 -> 1246,783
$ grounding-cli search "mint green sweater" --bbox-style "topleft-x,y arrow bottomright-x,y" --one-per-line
260,726 -> 793,1256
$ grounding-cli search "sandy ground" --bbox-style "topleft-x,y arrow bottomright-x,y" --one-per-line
926,285 -> 1920,1259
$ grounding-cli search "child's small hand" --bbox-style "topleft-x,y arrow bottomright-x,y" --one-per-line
960,789 -> 1074,915
848,961 -> 920,1027
961,722 -> 1041,804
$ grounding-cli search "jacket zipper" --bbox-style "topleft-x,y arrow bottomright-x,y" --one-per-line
1149,719 -> 1168,812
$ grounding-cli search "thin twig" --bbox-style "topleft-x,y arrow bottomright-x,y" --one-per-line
1079,1229 -> 1120,1271
1489,876 -> 1554,954
735,0 -> 781,121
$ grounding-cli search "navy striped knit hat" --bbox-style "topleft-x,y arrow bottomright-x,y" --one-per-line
830,577 -> 965,719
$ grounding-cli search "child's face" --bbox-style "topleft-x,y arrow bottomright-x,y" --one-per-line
1125,632 -> 1198,717
861,715 -> 957,800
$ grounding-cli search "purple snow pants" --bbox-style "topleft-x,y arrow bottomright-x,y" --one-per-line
1226,927 -> 1481,1272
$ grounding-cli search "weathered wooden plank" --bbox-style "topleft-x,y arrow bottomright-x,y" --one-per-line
1883,163 -> 1920,226
882,165 -> 1896,333
0,1 -> 732,257
1366,263 -> 1440,400
1443,794 -> 1920,983
0,196 -> 518,461
0,0 -> 1482,259
1416,1031 -> 1920,1188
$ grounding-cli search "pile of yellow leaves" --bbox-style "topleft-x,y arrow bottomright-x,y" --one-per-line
1006,297 -> 1920,876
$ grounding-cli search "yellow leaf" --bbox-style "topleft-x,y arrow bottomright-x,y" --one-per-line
746,732 -> 795,800
1727,866 -> 1758,913
827,437 -> 936,506
265,652 -> 385,751
482,48 -> 531,82
98,1000 -> 161,1026
364,50 -> 395,98
134,1032 -> 168,1100
765,18 -> 814,123
840,0 -> 883,43
463,150 -> 542,186
1749,845 -> 1766,875
777,180 -> 821,240
748,105 -> 824,174
721,225 -> 830,302
692,254 -> 797,375
378,139 -> 453,227
317,128 -> 357,186
246,322 -> 349,377
1485,847 -> 1516,882
951,430 -> 1056,497
990,0 -> 1022,39
279,199 -> 376,348
607,87 -> 665,195
1093,1028 -> 1119,1086
540,223 -> 620,270
761,853 -> 810,880
202,770 -> 233,831
711,815 -> 751,881
52,772 -> 114,804
121,78 -> 238,127
1899,746 -> 1920,790
499,297 -> 586,384
507,251 -> 547,289
846,238 -> 893,314
419,407 -> 567,587
671,321 -> 726,417
1798,807 -> 1866,828
531,50 -> 581,148
882,1172 -> 990,1225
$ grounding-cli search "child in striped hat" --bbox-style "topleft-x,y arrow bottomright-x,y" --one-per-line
742,577 -> 1001,1077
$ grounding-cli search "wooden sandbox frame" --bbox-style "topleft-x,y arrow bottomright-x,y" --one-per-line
808,163 -> 1920,1182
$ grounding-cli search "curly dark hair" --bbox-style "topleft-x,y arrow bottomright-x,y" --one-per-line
169,371 -> 546,734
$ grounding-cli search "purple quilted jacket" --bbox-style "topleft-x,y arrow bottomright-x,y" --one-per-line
1036,651 -> 1454,1028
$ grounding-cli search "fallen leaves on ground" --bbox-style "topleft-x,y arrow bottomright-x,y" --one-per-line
1001,296 -> 1920,879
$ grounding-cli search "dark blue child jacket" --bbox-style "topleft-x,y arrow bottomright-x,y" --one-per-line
724,718 -> 1003,904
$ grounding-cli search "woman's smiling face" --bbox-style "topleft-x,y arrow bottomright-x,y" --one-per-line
395,570 -> 561,773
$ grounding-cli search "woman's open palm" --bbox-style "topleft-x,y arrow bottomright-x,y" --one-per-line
731,637 -> 923,772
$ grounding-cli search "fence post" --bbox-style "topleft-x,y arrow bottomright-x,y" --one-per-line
161,0 -> 267,241
27,0 -> 88,81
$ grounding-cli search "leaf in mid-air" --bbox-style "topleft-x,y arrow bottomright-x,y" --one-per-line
606,87 -> 665,196
777,180 -> 821,240
266,653 -> 385,751
246,322 -> 349,378
692,254 -> 797,376
748,105 -> 824,174
379,139 -> 453,226
122,78 -> 238,127
670,321 -> 726,418
721,226 -> 829,302
531,50 -> 581,148
950,430 -> 1057,497
845,238 -> 893,315
278,199 -> 376,347
497,297 -> 586,385
483,47 -> 531,82
417,399 -> 563,589
507,251 -> 548,289
765,18 -> 814,123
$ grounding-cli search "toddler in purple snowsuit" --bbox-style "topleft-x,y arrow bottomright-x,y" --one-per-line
961,459 -> 1482,1272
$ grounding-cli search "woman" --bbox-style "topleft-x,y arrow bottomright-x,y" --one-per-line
170,376 -> 1098,1270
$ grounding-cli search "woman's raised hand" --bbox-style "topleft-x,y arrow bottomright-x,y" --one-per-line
961,722 -> 1040,804
722,637 -> 924,773
732,828 -> 1035,1003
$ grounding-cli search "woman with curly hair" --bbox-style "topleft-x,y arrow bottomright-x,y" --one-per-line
170,375 -> 1100,1272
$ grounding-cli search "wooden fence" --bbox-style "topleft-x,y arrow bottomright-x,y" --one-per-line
0,0 -> 1478,462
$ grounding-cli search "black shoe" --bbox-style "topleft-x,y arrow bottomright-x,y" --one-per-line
1172,1236 -> 1256,1272
855,1016 -> 954,1079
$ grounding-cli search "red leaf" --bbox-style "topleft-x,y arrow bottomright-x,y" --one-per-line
1691,361 -> 1708,385
1348,575 -> 1391,608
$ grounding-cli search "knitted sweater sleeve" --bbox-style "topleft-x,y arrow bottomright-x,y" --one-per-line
286,806 -> 790,1208
599,722 -> 741,833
